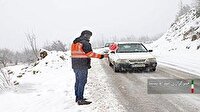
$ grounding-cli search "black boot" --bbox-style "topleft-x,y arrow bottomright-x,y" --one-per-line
77,100 -> 92,105
76,98 -> 87,102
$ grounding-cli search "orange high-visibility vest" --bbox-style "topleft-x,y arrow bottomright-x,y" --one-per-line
71,42 -> 102,59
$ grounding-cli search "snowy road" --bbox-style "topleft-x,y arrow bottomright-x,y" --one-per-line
99,59 -> 200,112
1,53 -> 200,112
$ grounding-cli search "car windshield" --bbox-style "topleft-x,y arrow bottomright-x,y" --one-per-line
116,43 -> 148,53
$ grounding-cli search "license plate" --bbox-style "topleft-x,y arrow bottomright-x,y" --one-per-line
131,64 -> 145,67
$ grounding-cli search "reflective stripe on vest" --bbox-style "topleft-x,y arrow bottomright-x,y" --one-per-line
71,42 -> 102,59
71,43 -> 88,58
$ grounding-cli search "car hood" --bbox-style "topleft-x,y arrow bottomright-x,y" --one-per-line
116,52 -> 155,60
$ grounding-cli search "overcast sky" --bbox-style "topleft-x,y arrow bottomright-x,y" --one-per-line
0,0 -> 191,51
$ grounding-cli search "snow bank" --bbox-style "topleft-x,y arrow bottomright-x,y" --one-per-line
0,50 -> 125,112
86,59 -> 125,112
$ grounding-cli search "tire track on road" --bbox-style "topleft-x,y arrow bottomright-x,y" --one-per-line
100,59 -> 200,112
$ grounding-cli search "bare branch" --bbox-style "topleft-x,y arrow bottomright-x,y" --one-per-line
25,32 -> 39,60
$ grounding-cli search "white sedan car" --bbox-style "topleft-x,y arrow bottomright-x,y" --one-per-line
108,42 -> 157,72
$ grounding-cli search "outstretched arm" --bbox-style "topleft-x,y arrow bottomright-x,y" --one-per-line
82,42 -> 106,59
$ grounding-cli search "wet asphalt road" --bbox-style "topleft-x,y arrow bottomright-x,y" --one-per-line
100,59 -> 200,112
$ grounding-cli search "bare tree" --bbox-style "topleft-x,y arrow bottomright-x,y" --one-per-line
192,0 -> 200,17
151,33 -> 164,41
22,48 -> 37,63
14,48 -> 39,64
196,0 -> 200,17
176,1 -> 191,20
52,40 -> 67,51
25,32 -> 39,60
43,40 -> 67,52
0,49 -> 14,67
13,52 -> 21,65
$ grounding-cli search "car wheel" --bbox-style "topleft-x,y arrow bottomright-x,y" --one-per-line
145,67 -> 151,72
108,58 -> 113,66
109,61 -> 113,66
146,67 -> 156,72
151,68 -> 156,72
114,64 -> 120,72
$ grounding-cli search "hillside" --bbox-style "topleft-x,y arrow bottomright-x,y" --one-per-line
150,9 -> 200,75
152,9 -> 200,52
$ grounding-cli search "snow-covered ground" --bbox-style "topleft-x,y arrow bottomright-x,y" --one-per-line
152,9 -> 200,52
0,51 -> 125,112
152,49 -> 200,76
1,8 -> 200,112
148,9 -> 200,76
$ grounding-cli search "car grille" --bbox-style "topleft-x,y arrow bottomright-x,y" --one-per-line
129,59 -> 146,63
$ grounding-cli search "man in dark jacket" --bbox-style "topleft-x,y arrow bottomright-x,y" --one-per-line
71,30 -> 107,105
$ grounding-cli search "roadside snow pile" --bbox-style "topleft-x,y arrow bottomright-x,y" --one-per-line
152,9 -> 200,52
0,50 -> 125,112
150,9 -> 200,75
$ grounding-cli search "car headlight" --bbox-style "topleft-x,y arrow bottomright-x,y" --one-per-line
116,59 -> 129,63
146,58 -> 156,62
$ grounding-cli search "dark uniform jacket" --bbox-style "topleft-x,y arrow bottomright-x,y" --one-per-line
71,36 -> 93,69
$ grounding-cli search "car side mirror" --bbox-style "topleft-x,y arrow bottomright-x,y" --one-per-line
148,50 -> 153,52
110,51 -> 115,54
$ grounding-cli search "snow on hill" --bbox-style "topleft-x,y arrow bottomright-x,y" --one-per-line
0,50 -> 125,112
150,9 -> 200,75
152,9 -> 200,52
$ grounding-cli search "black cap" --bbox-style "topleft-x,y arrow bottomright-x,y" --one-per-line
81,30 -> 92,36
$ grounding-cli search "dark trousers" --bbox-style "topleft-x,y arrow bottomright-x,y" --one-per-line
73,68 -> 88,101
